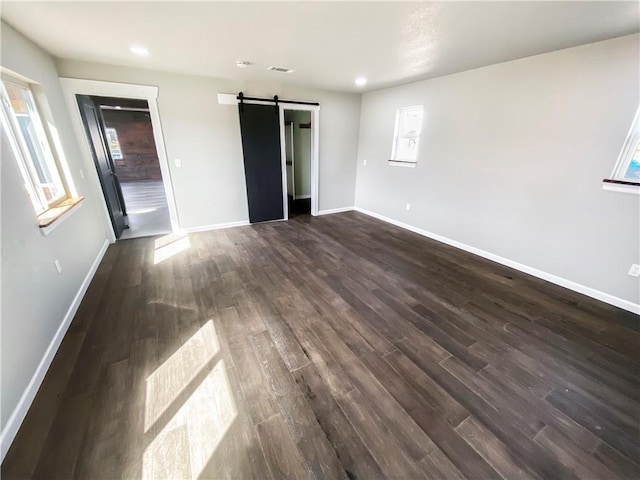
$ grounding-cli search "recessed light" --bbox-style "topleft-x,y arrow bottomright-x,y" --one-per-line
355,77 -> 367,87
130,45 -> 149,56
236,60 -> 252,68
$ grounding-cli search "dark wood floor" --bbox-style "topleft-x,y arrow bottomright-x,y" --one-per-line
3,212 -> 639,479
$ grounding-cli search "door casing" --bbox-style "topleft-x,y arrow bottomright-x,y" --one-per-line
60,78 -> 179,243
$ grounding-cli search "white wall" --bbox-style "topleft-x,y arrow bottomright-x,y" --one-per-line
55,60 -> 361,228
1,22 -> 109,452
355,34 -> 640,309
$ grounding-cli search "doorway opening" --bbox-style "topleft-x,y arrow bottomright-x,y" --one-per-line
284,109 -> 312,218
77,95 -> 172,240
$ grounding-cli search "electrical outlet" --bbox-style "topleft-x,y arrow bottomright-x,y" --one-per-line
175,158 -> 182,168
629,264 -> 640,277
406,203 -> 411,211
363,159 -> 367,166
79,169 -> 84,179
54,259 -> 62,274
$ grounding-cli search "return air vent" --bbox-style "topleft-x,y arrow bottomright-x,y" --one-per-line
267,66 -> 295,74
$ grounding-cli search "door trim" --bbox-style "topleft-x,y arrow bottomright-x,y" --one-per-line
60,78 -> 180,242
278,105 -> 289,220
287,122 -> 295,200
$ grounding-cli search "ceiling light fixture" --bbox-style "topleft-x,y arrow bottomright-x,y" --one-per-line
236,60 -> 252,68
355,77 -> 367,87
129,44 -> 149,56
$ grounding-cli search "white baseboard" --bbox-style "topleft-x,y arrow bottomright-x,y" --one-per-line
184,220 -> 250,233
294,194 -> 311,200
1,239 -> 110,461
319,206 -> 355,216
354,207 -> 640,315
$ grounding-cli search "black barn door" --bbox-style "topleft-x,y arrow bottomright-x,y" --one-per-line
238,103 -> 284,223
77,95 -> 127,238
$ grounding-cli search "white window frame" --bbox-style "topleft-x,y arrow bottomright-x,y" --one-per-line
603,106 -> 640,194
390,105 -> 424,167
0,73 -> 71,213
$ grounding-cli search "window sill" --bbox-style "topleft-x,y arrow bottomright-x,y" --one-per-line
388,160 -> 417,168
602,179 -> 640,195
38,197 -> 84,236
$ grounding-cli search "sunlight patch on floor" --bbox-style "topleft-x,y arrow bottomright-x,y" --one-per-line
128,207 -> 160,215
142,359 -> 237,479
144,320 -> 220,432
154,232 -> 191,264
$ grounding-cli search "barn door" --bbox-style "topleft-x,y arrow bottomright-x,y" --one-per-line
238,103 -> 284,223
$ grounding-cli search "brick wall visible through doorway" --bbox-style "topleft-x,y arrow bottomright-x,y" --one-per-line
102,109 -> 161,182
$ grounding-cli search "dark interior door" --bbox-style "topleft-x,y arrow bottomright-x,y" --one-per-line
238,103 -> 284,223
77,95 -> 127,238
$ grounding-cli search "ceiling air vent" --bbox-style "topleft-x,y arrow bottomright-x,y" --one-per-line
267,66 -> 295,74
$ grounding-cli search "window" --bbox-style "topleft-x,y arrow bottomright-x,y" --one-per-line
606,106 -> 640,191
390,105 -> 424,165
105,127 -> 123,161
1,76 -> 68,214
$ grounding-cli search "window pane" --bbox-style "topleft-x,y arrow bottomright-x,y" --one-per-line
4,81 -> 65,205
392,105 -> 423,162
623,142 -> 640,180
400,108 -> 423,137
396,137 -> 420,161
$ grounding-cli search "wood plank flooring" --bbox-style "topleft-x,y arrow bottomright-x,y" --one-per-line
3,211 -> 639,479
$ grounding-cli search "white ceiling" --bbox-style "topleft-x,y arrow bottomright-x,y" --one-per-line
2,1 -> 639,93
